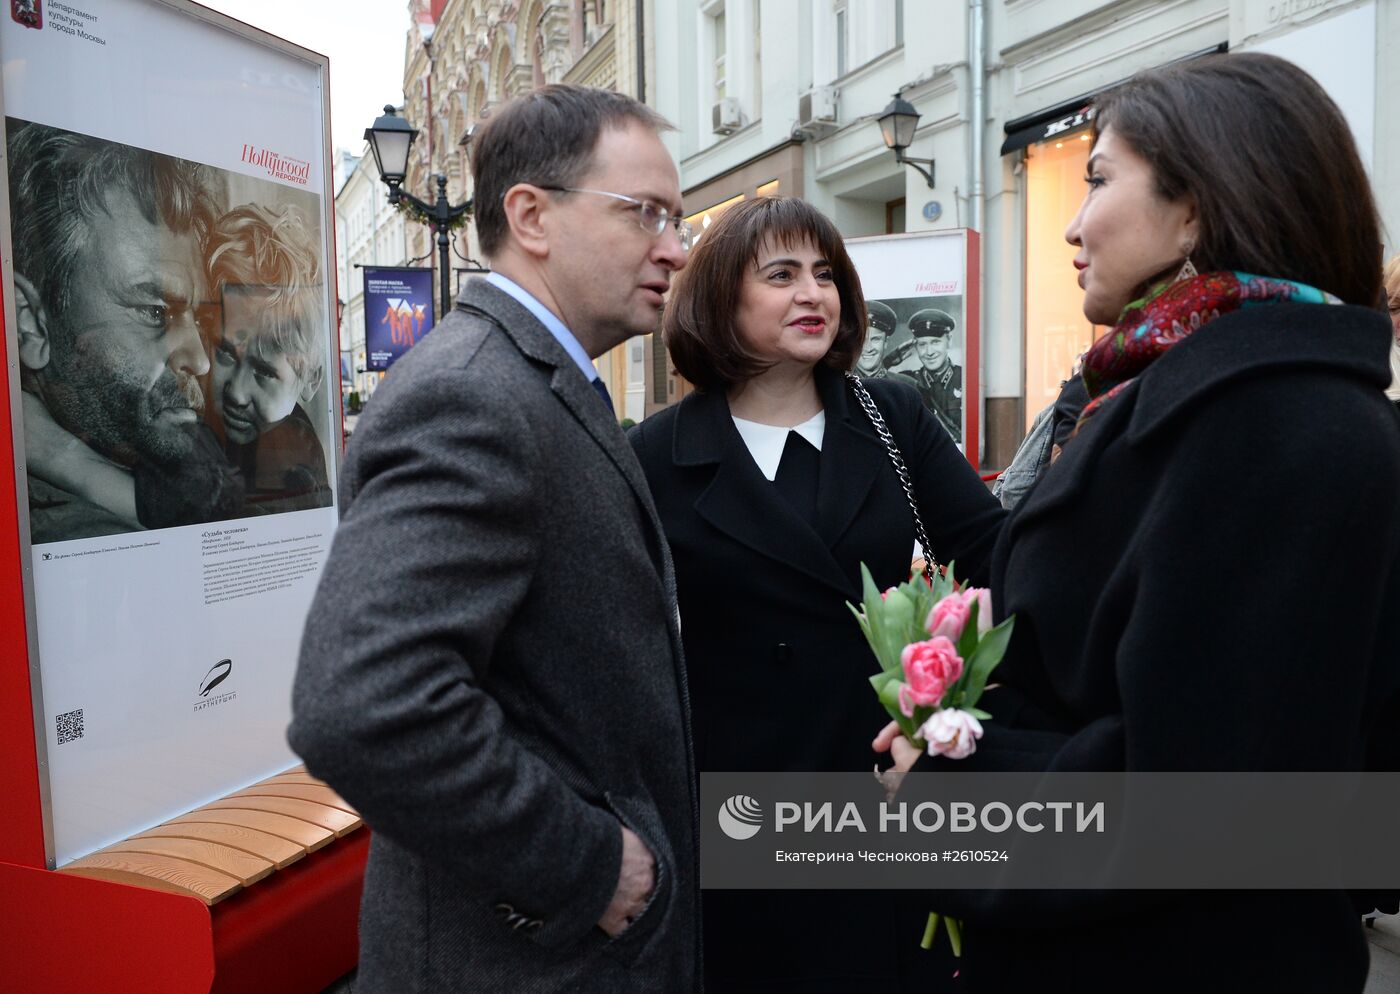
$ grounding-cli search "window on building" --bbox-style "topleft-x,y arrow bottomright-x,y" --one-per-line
752,0 -> 762,119
1023,131 -> 1100,430
713,6 -> 727,101
651,332 -> 668,403
835,1 -> 848,77
824,0 -> 901,82
698,0 -> 762,143
628,339 -> 644,416
885,198 -> 906,234
686,192 -> 746,249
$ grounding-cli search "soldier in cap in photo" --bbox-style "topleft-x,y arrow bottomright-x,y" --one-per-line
856,300 -> 897,377
906,307 -> 962,442
858,299 -> 921,395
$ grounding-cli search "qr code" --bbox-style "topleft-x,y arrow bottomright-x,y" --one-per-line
56,709 -> 84,745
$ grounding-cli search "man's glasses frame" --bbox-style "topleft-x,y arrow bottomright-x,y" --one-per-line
538,186 -> 693,251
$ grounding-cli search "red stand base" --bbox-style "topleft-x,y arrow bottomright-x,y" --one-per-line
0,830 -> 367,993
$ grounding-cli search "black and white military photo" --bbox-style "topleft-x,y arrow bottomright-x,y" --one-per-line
864,293 -> 965,444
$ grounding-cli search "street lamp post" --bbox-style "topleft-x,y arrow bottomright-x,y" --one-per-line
877,94 -> 936,189
364,104 -> 473,320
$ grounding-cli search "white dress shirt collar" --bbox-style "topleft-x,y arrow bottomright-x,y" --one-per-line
485,271 -> 598,384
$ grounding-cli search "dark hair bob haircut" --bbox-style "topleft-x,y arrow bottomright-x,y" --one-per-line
1093,52 -> 1381,307
664,196 -> 866,391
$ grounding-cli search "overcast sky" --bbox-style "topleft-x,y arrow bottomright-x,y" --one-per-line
197,0 -> 409,156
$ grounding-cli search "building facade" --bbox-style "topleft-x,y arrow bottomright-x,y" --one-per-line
385,0 -> 653,422
651,0 -> 1400,467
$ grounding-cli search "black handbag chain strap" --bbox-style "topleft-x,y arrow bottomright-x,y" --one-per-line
844,372 -> 938,584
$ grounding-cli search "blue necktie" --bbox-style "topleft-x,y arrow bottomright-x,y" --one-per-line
592,377 -> 613,413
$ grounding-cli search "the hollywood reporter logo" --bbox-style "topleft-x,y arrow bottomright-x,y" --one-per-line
718,795 -> 763,840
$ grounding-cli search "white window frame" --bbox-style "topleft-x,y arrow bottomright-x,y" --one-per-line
818,0 -> 902,85
696,0 -> 761,144
834,0 -> 848,78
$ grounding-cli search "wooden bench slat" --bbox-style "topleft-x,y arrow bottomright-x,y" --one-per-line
260,773 -> 336,790
100,837 -> 274,886
164,808 -> 336,851
60,852 -> 242,904
233,783 -> 358,813
57,865 -> 220,903
135,821 -> 306,869
202,796 -> 363,837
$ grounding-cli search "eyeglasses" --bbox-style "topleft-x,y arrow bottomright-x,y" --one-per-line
539,186 -> 694,251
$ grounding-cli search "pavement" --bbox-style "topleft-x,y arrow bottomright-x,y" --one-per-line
1368,913 -> 1400,993
313,914 -> 1400,993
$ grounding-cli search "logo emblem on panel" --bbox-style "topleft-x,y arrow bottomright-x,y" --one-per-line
11,0 -> 42,30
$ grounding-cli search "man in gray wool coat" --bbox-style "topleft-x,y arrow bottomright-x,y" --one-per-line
290,84 -> 700,993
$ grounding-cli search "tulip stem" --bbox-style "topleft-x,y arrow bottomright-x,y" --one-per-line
920,911 -> 964,957
921,912 -> 940,950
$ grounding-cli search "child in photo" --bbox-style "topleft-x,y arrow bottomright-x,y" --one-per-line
204,204 -> 330,514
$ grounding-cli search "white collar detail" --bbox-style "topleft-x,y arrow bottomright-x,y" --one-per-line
731,410 -> 826,482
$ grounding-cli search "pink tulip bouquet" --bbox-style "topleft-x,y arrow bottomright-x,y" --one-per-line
849,564 -> 1014,761
850,564 -> 1016,958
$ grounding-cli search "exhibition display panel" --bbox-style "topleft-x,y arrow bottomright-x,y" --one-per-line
0,2 -> 362,990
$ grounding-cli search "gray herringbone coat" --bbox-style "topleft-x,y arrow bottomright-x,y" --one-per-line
290,279 -> 700,993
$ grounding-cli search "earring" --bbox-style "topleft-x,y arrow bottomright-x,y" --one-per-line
1175,255 -> 1199,282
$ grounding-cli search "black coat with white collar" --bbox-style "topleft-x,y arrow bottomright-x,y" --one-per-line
919,302 -> 1400,993
629,365 -> 1004,990
629,364 -> 1004,776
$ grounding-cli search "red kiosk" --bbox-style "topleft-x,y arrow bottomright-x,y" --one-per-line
0,3 -> 363,989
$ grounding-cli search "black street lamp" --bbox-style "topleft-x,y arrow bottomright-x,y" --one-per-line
878,94 -> 936,188
364,104 -> 473,320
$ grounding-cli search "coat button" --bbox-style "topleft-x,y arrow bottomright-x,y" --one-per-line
774,642 -> 792,663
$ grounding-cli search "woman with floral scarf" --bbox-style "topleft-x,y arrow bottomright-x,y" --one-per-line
876,52 -> 1400,993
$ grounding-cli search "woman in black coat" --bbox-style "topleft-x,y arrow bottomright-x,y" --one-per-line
629,196 -> 1005,991
876,53 -> 1400,993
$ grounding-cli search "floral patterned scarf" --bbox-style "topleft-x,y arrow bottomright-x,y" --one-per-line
1074,271 -> 1340,432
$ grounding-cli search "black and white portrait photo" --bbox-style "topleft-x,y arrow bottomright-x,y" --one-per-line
7,118 -> 334,544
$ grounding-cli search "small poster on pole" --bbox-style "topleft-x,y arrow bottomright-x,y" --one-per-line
363,266 -> 435,371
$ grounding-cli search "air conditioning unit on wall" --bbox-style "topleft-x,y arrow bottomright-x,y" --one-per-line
796,86 -> 838,137
712,97 -> 744,136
